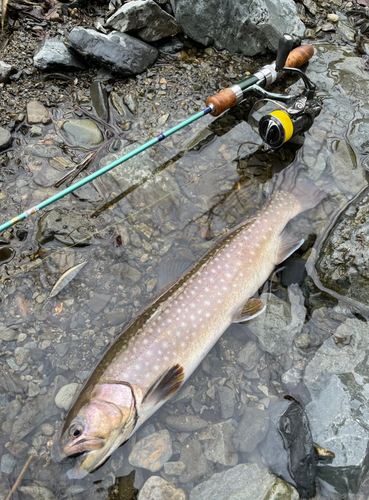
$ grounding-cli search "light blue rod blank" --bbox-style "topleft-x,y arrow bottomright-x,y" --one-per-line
0,107 -> 212,233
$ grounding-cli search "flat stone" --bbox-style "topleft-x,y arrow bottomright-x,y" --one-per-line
0,453 -> 17,474
0,327 -> 18,341
19,485 -> 56,500
236,340 -> 263,371
163,461 -> 186,476
232,407 -> 270,453
27,101 -> 51,125
33,37 -> 87,71
217,386 -> 235,419
0,127 -> 12,151
55,383 -> 80,411
129,429 -> 172,472
87,293 -> 111,314
165,414 -> 208,432
179,436 -> 208,483
189,463 -> 299,500
121,262 -> 142,285
106,0 -> 180,42
90,81 -> 109,122
200,420 -> 238,466
138,476 -> 186,500
62,119 -> 103,148
67,28 -> 158,77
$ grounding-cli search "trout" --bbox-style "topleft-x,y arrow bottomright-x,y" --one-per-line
51,167 -> 325,479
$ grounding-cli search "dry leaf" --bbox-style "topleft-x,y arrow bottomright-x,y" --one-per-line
49,261 -> 87,298
55,301 -> 63,314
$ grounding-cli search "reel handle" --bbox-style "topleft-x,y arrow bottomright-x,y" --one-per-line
206,44 -> 315,117
275,34 -> 294,71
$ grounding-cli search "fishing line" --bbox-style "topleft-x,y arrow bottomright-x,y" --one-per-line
1,155 -> 241,283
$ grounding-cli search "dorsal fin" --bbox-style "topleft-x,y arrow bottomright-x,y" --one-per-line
142,364 -> 185,405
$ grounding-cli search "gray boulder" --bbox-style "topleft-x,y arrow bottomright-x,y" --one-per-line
67,28 -> 158,77
33,38 -> 87,71
304,317 -> 369,495
106,0 -> 180,42
170,0 -> 305,56
189,463 -> 299,500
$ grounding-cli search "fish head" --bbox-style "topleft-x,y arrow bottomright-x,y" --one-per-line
52,383 -> 137,479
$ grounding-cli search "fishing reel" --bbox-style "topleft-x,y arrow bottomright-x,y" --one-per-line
248,37 -> 321,151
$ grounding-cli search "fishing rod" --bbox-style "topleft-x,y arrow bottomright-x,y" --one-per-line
0,34 -> 319,234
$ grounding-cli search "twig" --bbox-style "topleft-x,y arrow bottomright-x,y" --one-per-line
5,454 -> 34,500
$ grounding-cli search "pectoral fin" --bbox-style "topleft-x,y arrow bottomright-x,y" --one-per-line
276,230 -> 304,265
142,364 -> 185,405
233,298 -> 266,323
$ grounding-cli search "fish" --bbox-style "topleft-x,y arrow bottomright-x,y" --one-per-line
51,167 -> 325,479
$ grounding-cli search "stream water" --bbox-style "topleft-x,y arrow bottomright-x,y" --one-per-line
1,40 -> 369,500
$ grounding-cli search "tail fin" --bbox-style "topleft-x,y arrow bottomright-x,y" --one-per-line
271,166 -> 326,215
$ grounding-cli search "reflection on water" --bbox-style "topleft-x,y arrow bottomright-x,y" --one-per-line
1,42 -> 369,500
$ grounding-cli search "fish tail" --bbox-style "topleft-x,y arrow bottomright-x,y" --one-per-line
272,166 -> 326,216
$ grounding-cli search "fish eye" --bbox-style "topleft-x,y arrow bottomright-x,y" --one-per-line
69,423 -> 83,439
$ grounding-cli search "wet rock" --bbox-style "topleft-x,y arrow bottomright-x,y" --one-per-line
304,317 -> 369,495
28,381 -> 40,398
0,127 -> 12,151
41,423 -> 54,436
14,346 -> 30,366
0,60 -> 15,83
281,257 -> 307,287
129,429 -> 172,472
328,13 -> 339,23
105,311 -> 126,326
55,382 -> 80,411
259,400 -> 316,499
19,485 -> 56,500
170,0 -> 305,56
1,453 -> 17,474
106,0 -> 180,42
217,386 -> 235,419
37,209 -> 97,246
124,91 -> 139,115
232,407 -> 270,453
27,101 -> 51,125
87,293 -> 111,314
163,461 -> 186,475
330,139 -> 365,197
0,326 -> 18,341
5,441 -> 29,458
90,81 -> 109,122
236,340 -> 263,371
337,20 -> 356,43
189,463 -> 299,500
138,476 -> 186,500
33,37 -> 87,71
67,28 -> 158,77
30,125 -> 42,137
121,262 -> 142,285
111,92 -> 126,116
165,413 -> 208,432
179,436 -> 208,483
0,372 -> 28,394
62,119 -> 103,147
315,187 -> 369,307
200,420 -> 238,466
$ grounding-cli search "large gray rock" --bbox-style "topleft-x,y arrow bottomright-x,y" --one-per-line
189,463 -> 299,500
170,0 -> 305,56
67,28 -> 158,76
0,60 -> 15,83
304,317 -> 369,495
106,0 -> 180,42
33,37 -> 87,71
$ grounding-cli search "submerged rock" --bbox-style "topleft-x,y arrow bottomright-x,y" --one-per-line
61,119 -> 103,147
27,101 -> 51,125
37,209 -> 97,246
106,0 -> 180,42
33,37 -> 87,71
170,0 -> 305,56
67,28 -> 158,77
138,476 -> 185,500
189,463 -> 299,500
232,407 -> 270,453
129,430 -> 172,472
178,436 -> 208,483
304,317 -> 369,495
0,127 -> 12,151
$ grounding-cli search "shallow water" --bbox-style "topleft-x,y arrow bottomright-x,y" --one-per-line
1,40 -> 369,500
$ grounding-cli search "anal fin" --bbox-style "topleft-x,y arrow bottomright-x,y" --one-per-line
143,364 -> 185,404
276,229 -> 304,265
233,298 -> 266,323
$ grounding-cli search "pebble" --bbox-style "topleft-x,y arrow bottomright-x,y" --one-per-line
165,414 -> 208,432
19,485 -> 56,500
87,293 -> 111,314
26,101 -> 51,125
328,13 -> 339,23
178,436 -> 208,483
0,126 -> 12,151
41,423 -> 55,436
5,440 -> 29,458
0,327 -> 18,341
163,461 -> 186,476
217,386 -> 235,419
294,333 -> 311,348
129,429 -> 172,472
14,347 -> 30,366
138,476 -> 186,500
55,382 -> 80,411
1,453 -> 17,474
29,125 -> 43,137
28,381 -> 40,398
201,421 -> 238,466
